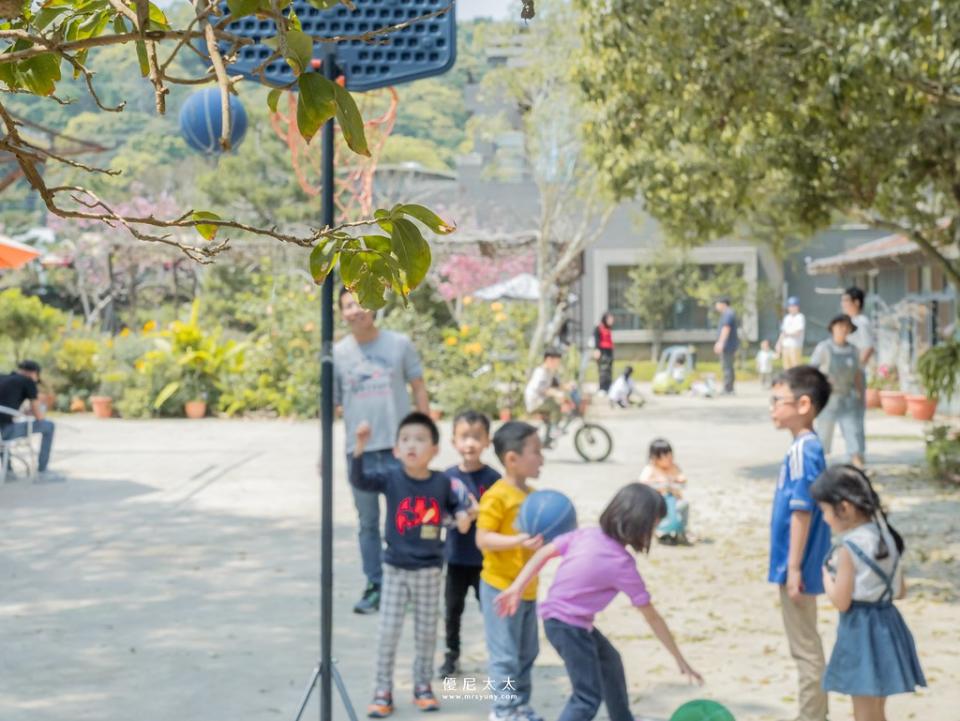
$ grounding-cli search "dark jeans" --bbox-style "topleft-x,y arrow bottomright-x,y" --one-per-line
1,419 -> 55,472
347,449 -> 400,587
544,618 -> 632,721
721,350 -> 736,393
597,349 -> 614,392
444,563 -> 481,658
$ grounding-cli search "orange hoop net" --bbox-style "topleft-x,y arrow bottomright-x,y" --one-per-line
270,86 -> 399,221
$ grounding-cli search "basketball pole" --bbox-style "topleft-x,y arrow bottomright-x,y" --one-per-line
319,45 -> 336,721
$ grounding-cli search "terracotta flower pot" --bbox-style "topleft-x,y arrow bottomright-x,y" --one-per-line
499,408 -> 512,422
38,392 -> 56,411
865,388 -> 881,409
90,395 -> 113,419
69,396 -> 87,413
905,395 -> 938,421
184,400 -> 207,419
429,408 -> 443,421
879,391 -> 907,416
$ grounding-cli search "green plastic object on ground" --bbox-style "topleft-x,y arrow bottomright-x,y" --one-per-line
669,699 -> 736,721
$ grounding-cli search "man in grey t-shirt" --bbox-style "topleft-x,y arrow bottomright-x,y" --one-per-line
334,287 -> 429,614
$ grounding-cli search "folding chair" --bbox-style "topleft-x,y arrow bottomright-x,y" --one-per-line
0,405 -> 38,483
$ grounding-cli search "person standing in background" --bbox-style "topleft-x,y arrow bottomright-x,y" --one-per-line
777,297 -> 806,370
593,312 -> 615,394
335,287 -> 430,615
842,287 -> 875,465
713,297 -> 739,395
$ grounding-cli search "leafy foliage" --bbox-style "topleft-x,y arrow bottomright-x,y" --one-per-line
0,0 -> 458,306
625,254 -> 698,358
0,287 -> 65,361
579,0 -> 960,283
917,341 -> 960,401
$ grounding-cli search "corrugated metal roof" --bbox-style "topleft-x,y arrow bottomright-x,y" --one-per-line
807,233 -> 920,275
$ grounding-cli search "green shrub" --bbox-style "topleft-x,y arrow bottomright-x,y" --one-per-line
0,288 -> 65,362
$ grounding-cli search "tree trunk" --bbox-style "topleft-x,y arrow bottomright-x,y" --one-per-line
651,332 -> 663,364
527,281 -> 552,370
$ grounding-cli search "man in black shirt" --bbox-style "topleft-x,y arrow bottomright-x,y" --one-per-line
0,360 -> 57,479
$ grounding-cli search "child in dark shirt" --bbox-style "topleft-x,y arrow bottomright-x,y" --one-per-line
440,410 -> 500,678
351,412 -> 474,717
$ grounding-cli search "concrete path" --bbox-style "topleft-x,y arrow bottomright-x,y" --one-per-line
1,383 -> 957,721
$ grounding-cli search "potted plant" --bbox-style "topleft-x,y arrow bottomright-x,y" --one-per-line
865,371 -> 884,409
874,365 -> 906,415
914,341 -> 960,422
90,371 -> 125,419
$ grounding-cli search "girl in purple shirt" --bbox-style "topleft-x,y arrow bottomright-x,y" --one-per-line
494,483 -> 702,721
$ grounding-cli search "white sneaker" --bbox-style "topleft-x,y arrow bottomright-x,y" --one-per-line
488,710 -> 522,721
35,470 -> 66,483
516,706 -> 544,721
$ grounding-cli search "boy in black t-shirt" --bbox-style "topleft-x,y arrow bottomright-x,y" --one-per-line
351,412 -> 474,717
439,410 -> 500,678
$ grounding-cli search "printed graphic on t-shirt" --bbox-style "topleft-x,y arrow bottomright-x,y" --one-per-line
345,354 -> 395,401
396,496 -> 442,537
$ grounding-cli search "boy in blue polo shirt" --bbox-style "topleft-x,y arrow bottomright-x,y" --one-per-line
768,365 -> 833,721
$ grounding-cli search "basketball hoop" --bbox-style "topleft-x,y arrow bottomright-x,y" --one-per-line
270,86 -> 399,220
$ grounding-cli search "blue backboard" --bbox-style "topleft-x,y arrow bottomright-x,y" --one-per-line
222,0 -> 456,91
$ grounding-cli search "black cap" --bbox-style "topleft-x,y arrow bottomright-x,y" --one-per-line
828,314 -> 857,333
17,359 -> 41,378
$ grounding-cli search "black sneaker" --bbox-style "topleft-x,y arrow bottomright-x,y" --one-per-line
438,654 -> 459,678
353,583 -> 381,614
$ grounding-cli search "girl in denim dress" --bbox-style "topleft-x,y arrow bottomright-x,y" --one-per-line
812,465 -> 925,721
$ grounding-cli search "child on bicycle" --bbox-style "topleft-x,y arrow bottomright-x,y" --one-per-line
524,348 -> 566,448
638,439 -> 690,544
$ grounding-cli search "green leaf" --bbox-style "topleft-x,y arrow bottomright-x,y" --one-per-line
145,1 -> 169,30
35,6 -> 70,30
361,234 -> 391,254
339,249 -> 362,287
192,211 -> 221,241
396,204 -> 455,234
18,53 -> 61,96
226,0 -> 259,18
111,14 -> 127,33
332,83 -> 370,156
309,242 -> 338,284
354,273 -> 387,310
284,29 -> 313,77
389,217 -> 431,291
296,73 -> 336,143
0,61 -> 17,91
267,87 -> 282,113
288,7 -> 302,31
306,0 -> 341,9
135,38 -> 149,76
154,380 -> 181,409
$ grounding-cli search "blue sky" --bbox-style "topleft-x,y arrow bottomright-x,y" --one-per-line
457,0 -> 515,21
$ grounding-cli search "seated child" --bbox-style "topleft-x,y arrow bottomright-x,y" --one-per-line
608,366 -> 638,408
638,438 -> 690,544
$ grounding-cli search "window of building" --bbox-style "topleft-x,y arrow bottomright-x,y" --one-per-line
606,263 -> 733,332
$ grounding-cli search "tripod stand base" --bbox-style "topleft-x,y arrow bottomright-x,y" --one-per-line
294,659 -> 359,721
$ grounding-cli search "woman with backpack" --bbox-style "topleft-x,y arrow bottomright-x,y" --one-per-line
810,314 -> 864,467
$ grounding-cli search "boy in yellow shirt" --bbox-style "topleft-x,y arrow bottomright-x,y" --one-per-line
476,421 -> 545,721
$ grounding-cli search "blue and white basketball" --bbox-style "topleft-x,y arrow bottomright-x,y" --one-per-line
517,490 -> 577,542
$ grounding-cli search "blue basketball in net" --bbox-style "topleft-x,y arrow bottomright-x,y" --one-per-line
179,87 -> 248,154
517,490 -> 577,542
669,700 -> 736,721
